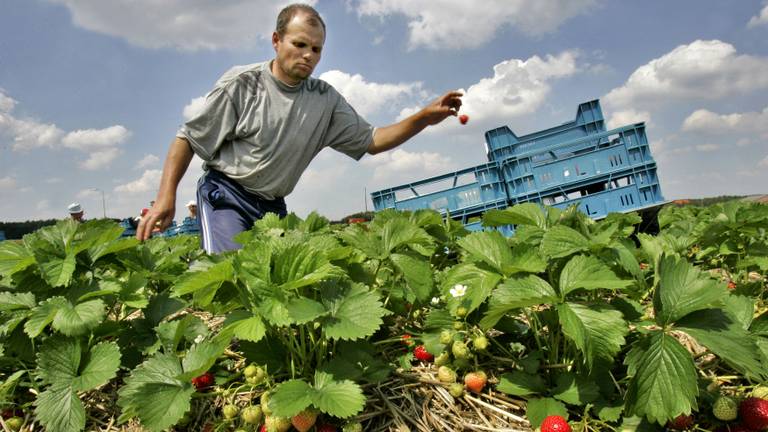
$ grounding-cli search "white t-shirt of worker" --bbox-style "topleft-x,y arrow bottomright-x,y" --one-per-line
178,61 -> 374,200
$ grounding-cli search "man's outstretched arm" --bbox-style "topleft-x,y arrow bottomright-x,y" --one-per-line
135,136 -> 195,241
367,91 -> 463,155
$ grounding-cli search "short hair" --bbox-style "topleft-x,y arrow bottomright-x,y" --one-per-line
275,3 -> 326,38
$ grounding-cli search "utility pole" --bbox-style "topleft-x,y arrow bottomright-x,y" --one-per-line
91,188 -> 106,218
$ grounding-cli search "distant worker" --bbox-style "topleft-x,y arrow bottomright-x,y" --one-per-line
67,202 -> 85,222
185,200 -> 198,219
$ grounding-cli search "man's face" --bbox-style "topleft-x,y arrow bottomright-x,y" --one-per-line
272,12 -> 325,85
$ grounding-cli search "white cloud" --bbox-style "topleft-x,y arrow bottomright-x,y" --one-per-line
114,169 -> 162,194
362,148 -> 456,182
0,176 -> 17,190
0,90 -> 129,169
46,0 -> 312,51
748,4 -> 768,28
318,70 -> 424,117
453,51 -> 579,123
183,96 -> 207,121
604,40 -> 768,110
0,91 -> 17,113
136,154 -> 160,169
354,0 -> 596,50
695,143 -> 719,152
62,125 -> 131,150
36,200 -> 50,212
81,148 -> 123,170
759,155 -> 768,168
681,107 -> 768,138
606,109 -> 652,130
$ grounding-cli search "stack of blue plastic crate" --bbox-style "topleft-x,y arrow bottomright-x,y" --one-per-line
370,99 -> 665,233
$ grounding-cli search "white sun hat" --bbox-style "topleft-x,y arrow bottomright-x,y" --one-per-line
186,200 -> 197,208
67,202 -> 82,214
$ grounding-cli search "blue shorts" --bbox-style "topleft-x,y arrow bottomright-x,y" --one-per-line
196,170 -> 287,253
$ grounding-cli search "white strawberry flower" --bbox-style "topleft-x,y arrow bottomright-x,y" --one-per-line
450,284 -> 467,298
431,296 -> 441,305
194,334 -> 205,344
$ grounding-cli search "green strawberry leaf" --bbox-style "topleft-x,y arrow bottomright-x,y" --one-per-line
286,297 -> 328,325
52,299 -> 105,336
457,230 -> 513,275
390,253 -> 434,302
320,283 -> 386,341
526,397 -> 569,429
179,338 -> 228,380
496,371 -> 546,396
540,225 -> 591,259
480,275 -> 557,329
312,371 -> 365,418
482,203 -> 548,229
624,332 -> 698,425
552,372 -> 600,406
171,260 -> 234,306
71,342 -> 121,391
269,379 -> 314,417
0,241 -> 35,277
24,296 -> 68,338
380,218 -> 434,256
273,244 -> 345,291
654,255 -> 728,326
720,294 -> 755,330
0,291 -> 36,311
559,255 -> 632,297
504,247 -> 548,275
117,352 -> 194,432
557,302 -> 628,368
676,309 -> 768,380
37,337 -> 82,386
37,253 -> 77,288
221,310 -> 267,342
442,263 -> 502,317
34,385 -> 85,432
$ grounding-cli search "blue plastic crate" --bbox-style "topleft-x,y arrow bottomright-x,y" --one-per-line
370,162 -> 508,214
464,220 -> 515,236
500,123 -> 653,197
485,100 -> 605,161
514,163 -> 664,219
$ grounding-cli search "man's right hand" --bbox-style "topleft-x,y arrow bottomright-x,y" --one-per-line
136,197 -> 175,241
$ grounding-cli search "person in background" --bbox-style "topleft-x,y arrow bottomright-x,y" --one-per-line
185,200 -> 198,219
136,3 -> 463,252
67,203 -> 85,222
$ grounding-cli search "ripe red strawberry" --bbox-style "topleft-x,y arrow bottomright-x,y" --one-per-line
259,426 -> 267,432
459,114 -> 469,125
667,414 -> 694,430
202,423 -> 214,432
464,371 -> 487,393
740,397 -> 768,431
191,372 -> 215,390
727,281 -> 737,290
291,409 -> 318,432
540,415 -> 571,432
414,345 -> 434,362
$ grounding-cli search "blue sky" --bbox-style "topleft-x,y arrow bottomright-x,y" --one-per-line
1,0 -> 767,222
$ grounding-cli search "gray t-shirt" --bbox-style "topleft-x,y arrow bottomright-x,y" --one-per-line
178,61 -> 374,200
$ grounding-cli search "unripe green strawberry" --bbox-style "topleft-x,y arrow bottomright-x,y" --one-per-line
712,396 -> 738,421
222,404 -> 239,419
234,429 -> 248,432
241,405 -> 263,424
440,330 -> 453,345
244,364 -> 260,378
261,391 -> 273,416
437,366 -> 457,383
291,409 -> 319,432
473,335 -> 488,351
342,421 -> 363,432
265,416 -> 292,432
452,341 -> 470,359
456,307 -> 468,317
5,417 -> 23,431
434,352 -> 451,367
449,383 -> 464,398
752,385 -> 768,399
245,364 -> 267,385
453,321 -> 464,330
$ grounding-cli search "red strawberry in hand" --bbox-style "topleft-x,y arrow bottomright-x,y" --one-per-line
191,372 -> 215,391
459,114 -> 469,125
740,397 -> 768,431
540,415 -> 571,432
414,345 -> 434,362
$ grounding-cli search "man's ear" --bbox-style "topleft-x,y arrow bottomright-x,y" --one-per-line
272,32 -> 280,50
